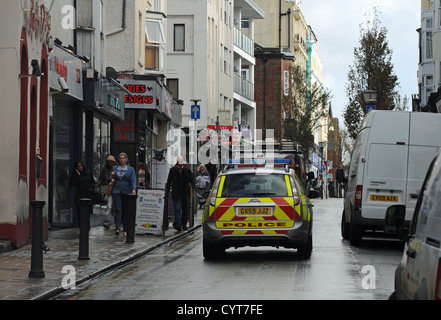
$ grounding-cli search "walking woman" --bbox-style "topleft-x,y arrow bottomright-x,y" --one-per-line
109,153 -> 137,236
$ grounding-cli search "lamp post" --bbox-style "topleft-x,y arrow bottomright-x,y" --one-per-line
318,141 -> 326,199
362,90 -> 377,114
190,99 -> 201,222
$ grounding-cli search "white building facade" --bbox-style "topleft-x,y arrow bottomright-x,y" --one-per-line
166,0 -> 263,141
419,0 -> 441,111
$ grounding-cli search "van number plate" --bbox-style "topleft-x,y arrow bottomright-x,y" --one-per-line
370,195 -> 398,202
238,207 -> 272,216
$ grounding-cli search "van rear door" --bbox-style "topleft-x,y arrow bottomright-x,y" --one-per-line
363,112 -> 409,220
406,113 -> 441,221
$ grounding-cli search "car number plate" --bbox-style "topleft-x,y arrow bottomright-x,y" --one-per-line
370,195 -> 399,202
238,207 -> 272,216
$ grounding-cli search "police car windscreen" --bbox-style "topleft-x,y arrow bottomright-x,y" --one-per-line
221,174 -> 288,197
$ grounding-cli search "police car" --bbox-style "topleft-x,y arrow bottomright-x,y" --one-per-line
202,159 -> 313,260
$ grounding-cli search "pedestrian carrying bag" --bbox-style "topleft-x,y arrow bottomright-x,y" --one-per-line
106,182 -> 113,196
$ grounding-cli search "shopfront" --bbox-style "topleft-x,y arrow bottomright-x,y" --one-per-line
49,56 -> 127,227
116,76 -> 181,191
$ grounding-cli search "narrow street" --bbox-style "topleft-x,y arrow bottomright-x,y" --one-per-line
55,198 -> 403,300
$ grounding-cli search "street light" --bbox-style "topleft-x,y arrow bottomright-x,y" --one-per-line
362,90 -> 377,103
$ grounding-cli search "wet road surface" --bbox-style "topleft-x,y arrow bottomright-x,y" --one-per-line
55,198 -> 403,300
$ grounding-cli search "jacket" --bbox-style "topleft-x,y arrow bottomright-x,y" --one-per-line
166,164 -> 195,201
111,165 -> 137,195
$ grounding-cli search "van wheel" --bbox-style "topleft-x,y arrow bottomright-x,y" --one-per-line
349,224 -> 363,246
203,240 -> 224,260
297,234 -> 313,259
341,211 -> 350,240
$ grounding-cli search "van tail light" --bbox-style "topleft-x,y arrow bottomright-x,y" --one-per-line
435,258 -> 441,300
355,185 -> 362,206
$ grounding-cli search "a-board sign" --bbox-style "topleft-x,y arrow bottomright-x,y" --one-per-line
136,189 -> 165,235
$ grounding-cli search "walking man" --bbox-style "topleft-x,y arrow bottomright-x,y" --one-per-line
166,156 -> 195,231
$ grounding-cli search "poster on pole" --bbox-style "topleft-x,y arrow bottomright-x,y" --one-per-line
136,189 -> 165,235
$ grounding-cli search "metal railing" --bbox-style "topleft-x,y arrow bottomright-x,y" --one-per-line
234,27 -> 254,56
234,73 -> 254,101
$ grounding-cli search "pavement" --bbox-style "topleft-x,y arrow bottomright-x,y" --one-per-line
0,209 -> 202,300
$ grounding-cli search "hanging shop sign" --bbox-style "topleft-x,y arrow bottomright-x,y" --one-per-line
118,79 -> 159,110
49,46 -> 83,100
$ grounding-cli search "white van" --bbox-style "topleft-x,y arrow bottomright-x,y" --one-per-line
342,111 -> 441,245
386,148 -> 441,300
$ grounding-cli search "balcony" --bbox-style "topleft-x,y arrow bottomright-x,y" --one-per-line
234,27 -> 254,57
234,73 -> 254,101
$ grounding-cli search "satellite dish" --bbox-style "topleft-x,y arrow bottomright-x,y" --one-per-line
106,67 -> 118,80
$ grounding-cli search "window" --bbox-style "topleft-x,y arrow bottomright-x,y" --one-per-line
426,31 -> 433,59
146,20 -> 165,43
145,19 -> 165,71
174,24 -> 185,52
284,71 -> 290,96
426,75 -> 434,86
221,174 -> 289,198
241,18 -> 250,29
426,18 -> 433,29
224,47 -> 229,74
167,79 -> 179,99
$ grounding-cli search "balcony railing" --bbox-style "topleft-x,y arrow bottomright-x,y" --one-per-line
234,27 -> 254,56
234,73 -> 254,101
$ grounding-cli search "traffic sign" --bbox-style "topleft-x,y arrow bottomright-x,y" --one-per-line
366,105 -> 376,113
191,105 -> 200,120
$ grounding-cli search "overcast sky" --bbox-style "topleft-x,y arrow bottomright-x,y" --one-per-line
300,0 -> 420,128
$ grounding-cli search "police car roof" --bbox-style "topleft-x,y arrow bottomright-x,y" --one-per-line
221,167 -> 291,175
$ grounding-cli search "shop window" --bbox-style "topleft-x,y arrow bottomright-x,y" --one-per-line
93,116 -> 111,180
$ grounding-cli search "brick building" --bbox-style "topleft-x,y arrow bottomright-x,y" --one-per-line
254,47 -> 295,137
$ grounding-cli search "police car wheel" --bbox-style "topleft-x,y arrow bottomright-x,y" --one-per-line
203,240 -> 225,260
297,234 -> 312,259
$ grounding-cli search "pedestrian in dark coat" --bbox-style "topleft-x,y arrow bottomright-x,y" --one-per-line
165,156 -> 195,231
69,161 -> 95,226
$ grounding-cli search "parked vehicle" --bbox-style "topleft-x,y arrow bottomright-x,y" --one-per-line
342,111 -> 441,245
386,148 -> 441,300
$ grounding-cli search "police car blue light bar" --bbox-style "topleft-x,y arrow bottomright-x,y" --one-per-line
226,159 -> 291,165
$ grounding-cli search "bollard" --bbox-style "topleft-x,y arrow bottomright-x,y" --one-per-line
78,198 -> 91,260
29,201 -> 46,278
123,194 -> 137,243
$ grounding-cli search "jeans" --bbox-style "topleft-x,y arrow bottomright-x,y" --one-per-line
112,193 -> 126,231
173,196 -> 189,228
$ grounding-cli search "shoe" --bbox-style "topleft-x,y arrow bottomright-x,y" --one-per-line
123,231 -> 127,237
173,222 -> 181,231
103,222 -> 110,230
115,229 -> 120,235
182,225 -> 188,231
